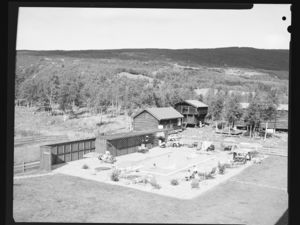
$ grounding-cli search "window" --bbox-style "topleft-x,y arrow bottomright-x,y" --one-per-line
182,106 -> 188,113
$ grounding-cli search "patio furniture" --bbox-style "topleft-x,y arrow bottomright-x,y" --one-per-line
172,141 -> 182,147
159,141 -> 166,148
192,142 -> 198,148
98,151 -> 117,164
223,144 -> 238,151
207,144 -> 215,151
233,152 -> 248,164
137,144 -> 149,153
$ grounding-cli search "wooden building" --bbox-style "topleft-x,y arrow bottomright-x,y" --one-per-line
174,100 -> 208,127
132,107 -> 184,131
261,104 -> 288,130
237,103 -> 288,131
40,138 -> 96,171
95,129 -> 168,157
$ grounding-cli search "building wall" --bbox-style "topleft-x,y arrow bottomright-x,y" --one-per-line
159,118 -> 182,130
133,111 -> 159,131
40,138 -> 96,171
175,103 -> 208,125
106,133 -> 158,156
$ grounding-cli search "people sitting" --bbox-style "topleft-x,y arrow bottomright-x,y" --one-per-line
185,166 -> 198,181
138,143 -> 149,153
98,151 -> 116,163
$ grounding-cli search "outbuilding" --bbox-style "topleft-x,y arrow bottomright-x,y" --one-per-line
132,107 -> 184,131
95,129 -> 169,157
174,100 -> 208,127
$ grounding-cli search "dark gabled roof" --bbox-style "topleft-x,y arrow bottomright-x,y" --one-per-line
133,107 -> 183,121
98,128 -> 169,140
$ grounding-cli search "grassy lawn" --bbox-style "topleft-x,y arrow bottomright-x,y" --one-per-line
13,156 -> 288,224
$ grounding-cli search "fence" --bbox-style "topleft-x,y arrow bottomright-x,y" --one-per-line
173,136 -> 288,156
40,138 -> 96,171
259,146 -> 288,157
14,135 -> 69,147
14,161 -> 40,174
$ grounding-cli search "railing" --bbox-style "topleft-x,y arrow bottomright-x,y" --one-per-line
259,147 -> 288,157
14,161 -> 40,174
14,135 -> 69,147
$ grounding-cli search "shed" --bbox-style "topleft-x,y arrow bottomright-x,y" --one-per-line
174,100 -> 208,126
95,129 -> 169,157
132,107 -> 184,131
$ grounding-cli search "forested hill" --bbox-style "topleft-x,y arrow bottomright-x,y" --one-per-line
18,47 -> 289,71
15,47 -> 289,112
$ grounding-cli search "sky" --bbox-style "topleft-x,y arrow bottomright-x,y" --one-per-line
16,4 -> 291,50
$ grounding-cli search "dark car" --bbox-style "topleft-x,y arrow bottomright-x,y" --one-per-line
207,144 -> 215,151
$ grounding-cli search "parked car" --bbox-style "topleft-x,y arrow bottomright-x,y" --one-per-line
207,144 -> 215,151
171,141 -> 182,147
224,144 -> 238,151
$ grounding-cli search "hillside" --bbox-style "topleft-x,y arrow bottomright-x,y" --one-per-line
18,47 -> 289,72
15,47 -> 289,115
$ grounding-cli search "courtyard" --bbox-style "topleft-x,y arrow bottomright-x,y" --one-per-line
49,144 -> 266,199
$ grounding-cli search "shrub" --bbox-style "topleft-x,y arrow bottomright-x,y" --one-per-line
191,179 -> 200,189
205,167 -> 217,179
149,176 -> 161,189
218,162 -> 226,174
110,169 -> 121,182
82,164 -> 89,169
210,167 -> 217,174
170,179 -> 179,186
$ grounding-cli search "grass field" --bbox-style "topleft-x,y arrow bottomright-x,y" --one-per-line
13,155 -> 287,224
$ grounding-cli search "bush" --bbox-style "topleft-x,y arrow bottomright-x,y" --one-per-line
82,164 -> 89,169
191,179 -> 200,189
110,169 -> 121,182
218,162 -> 226,174
170,179 -> 179,186
149,176 -> 161,189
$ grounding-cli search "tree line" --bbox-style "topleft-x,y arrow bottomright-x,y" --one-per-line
16,69 -> 197,115
15,59 -> 282,139
204,88 -> 279,138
